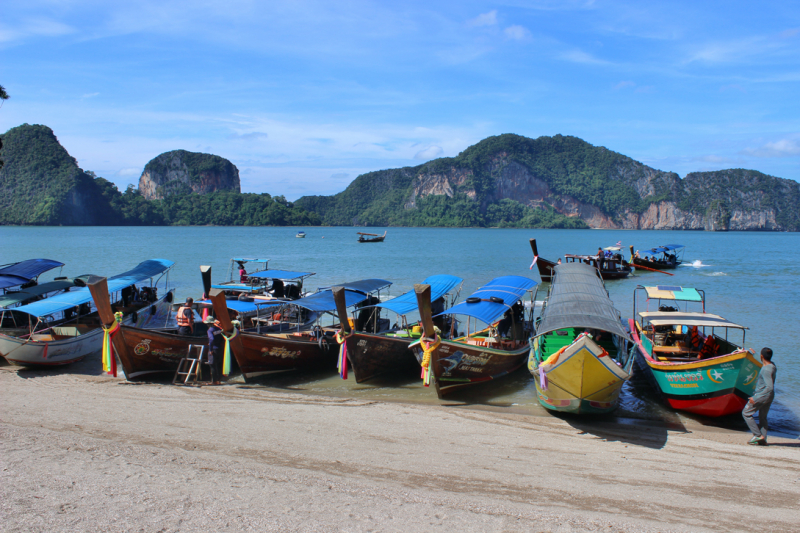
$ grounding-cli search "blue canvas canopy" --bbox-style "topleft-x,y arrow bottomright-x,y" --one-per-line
641,244 -> 684,255
0,259 -> 64,290
320,279 -> 392,294
373,275 -> 462,316
232,257 -> 269,263
437,275 -> 537,325
291,289 -> 370,313
247,270 -> 315,280
198,298 -> 286,314
11,259 -> 174,318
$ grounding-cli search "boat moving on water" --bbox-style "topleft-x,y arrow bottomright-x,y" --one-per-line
528,262 -> 635,414
529,238 -> 632,281
412,275 -> 538,399
630,244 -> 685,270
630,285 -> 761,417
296,231 -> 306,238
357,231 -> 386,243
333,275 -> 463,383
0,259 -> 175,366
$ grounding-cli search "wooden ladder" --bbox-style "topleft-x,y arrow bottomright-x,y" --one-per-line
172,344 -> 207,386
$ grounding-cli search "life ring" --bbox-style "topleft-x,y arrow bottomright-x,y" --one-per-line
466,297 -> 481,304
318,336 -> 331,352
131,311 -> 139,323
150,305 -> 156,316
165,291 -> 173,303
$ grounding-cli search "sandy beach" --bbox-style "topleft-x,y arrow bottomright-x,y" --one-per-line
1,356 -> 798,533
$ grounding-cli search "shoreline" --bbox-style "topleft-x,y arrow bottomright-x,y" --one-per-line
2,355 -> 799,532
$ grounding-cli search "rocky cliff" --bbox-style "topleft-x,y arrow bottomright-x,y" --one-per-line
297,134 -> 799,231
139,150 -> 240,200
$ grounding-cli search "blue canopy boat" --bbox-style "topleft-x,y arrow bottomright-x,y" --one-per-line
333,275 -> 464,383
210,279 -> 394,381
411,275 -> 538,399
630,244 -> 685,270
0,259 -> 175,366
0,258 -> 64,291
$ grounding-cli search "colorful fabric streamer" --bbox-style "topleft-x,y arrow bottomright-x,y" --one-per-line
539,366 -> 549,391
529,255 -> 538,270
221,326 -> 239,377
335,330 -> 352,379
101,314 -> 122,377
419,334 -> 441,387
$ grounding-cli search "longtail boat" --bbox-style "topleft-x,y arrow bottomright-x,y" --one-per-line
630,285 -> 760,417
0,259 -> 174,366
212,279 -> 392,381
528,262 -> 635,414
530,239 -> 632,281
332,275 -> 463,383
357,231 -> 386,243
87,267 -> 250,380
629,244 -> 685,270
411,275 -> 538,399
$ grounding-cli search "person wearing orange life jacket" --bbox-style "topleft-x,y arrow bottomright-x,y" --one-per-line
698,335 -> 717,359
176,297 -> 195,336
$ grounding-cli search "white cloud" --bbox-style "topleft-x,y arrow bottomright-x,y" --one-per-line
467,10 -> 498,27
0,18 -> 75,44
82,92 -> 100,99
741,138 -> 800,158
504,25 -> 530,41
560,49 -> 608,65
116,168 -> 141,177
228,131 -> 269,141
414,145 -> 444,160
613,81 -> 635,90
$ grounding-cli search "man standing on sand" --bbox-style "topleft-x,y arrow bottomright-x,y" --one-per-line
205,316 -> 224,385
743,347 -> 777,445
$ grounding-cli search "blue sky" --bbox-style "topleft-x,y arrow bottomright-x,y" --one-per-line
2,1 -> 799,199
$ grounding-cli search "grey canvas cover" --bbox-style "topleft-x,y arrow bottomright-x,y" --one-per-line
535,262 -> 632,341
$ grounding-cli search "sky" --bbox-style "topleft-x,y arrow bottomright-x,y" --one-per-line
1,1 -> 799,199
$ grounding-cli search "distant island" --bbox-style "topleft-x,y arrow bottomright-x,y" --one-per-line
1,124 -> 797,230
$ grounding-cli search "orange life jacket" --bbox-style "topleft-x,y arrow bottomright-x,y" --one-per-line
176,306 -> 192,327
698,336 -> 717,359
691,327 -> 700,348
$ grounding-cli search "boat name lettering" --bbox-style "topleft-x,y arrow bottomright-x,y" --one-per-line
152,349 -> 181,360
666,371 -> 704,383
262,347 -> 300,359
459,353 -> 492,367
459,366 -> 485,373
670,383 -> 700,388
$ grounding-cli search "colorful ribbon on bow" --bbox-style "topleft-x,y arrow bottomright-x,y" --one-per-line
419,334 -> 440,387
221,326 -> 239,377
335,329 -> 353,379
101,312 -> 123,377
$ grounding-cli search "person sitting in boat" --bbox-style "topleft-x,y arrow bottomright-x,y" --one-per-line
237,291 -> 250,301
683,325 -> 702,351
238,262 -> 248,283
556,258 -> 562,264
176,297 -> 195,336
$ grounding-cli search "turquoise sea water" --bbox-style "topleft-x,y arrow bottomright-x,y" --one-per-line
1,226 -> 798,438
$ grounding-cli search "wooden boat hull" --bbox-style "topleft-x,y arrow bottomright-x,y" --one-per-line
0,294 -> 173,366
632,257 -> 679,270
111,325 -> 206,379
411,339 -> 528,399
535,258 -> 557,283
233,333 -> 338,381
344,332 -> 418,383
629,319 -> 762,417
529,334 -> 630,414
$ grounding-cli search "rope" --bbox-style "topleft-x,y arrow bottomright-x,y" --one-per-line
221,326 -> 239,377
419,334 -> 440,387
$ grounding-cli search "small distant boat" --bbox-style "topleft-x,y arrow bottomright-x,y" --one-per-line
529,238 -> 632,281
629,285 -> 760,417
528,262 -> 635,414
357,231 -> 386,243
296,231 -> 306,238
630,244 -> 685,270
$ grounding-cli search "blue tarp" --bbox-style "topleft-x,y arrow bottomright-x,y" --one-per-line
291,289 -> 369,313
198,298 -> 286,314
248,270 -> 314,280
373,275 -> 463,316
641,244 -> 684,255
320,279 -> 392,294
437,275 -> 537,325
0,259 -> 64,290
12,259 -> 174,318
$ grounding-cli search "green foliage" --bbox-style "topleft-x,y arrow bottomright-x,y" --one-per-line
144,149 -> 237,186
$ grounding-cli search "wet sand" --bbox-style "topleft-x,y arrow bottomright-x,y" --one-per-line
1,356 -> 798,532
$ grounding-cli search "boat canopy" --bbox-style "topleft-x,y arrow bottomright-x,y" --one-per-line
247,270 -> 315,281
644,286 -> 703,302
0,280 -> 77,308
372,275 -> 463,316
11,259 -> 174,318
290,289 -> 371,313
641,244 -> 685,255
232,257 -> 269,263
198,298 -> 286,314
320,279 -> 392,294
437,275 -> 537,325
535,263 -> 631,341
639,311 -> 746,330
0,259 -> 64,290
